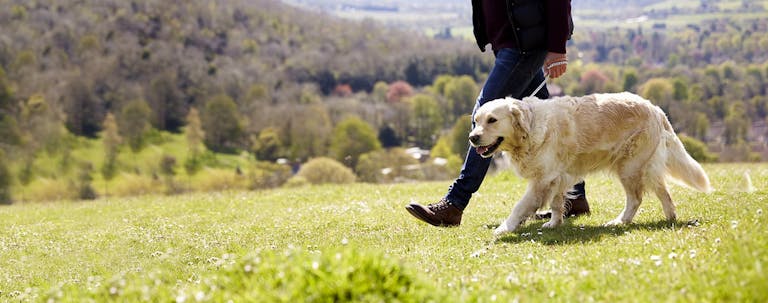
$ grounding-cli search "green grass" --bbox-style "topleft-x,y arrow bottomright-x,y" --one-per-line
1,163 -> 767,301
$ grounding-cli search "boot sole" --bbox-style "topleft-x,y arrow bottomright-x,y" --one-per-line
405,205 -> 459,227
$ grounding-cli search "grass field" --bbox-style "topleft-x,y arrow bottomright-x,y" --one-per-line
1,163 -> 767,302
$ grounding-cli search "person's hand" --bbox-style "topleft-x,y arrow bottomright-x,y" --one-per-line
544,52 -> 568,79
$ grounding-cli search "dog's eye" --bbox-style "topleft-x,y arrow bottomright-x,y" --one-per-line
488,117 -> 497,124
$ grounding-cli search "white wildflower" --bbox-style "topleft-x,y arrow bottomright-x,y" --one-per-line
650,255 -> 662,266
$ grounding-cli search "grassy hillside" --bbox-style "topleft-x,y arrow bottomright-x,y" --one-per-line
12,131 -> 256,202
1,163 -> 766,301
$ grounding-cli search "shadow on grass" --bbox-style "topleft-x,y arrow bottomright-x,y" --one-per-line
487,218 -> 699,245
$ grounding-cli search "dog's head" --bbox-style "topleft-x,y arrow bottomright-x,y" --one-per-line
468,98 -> 531,158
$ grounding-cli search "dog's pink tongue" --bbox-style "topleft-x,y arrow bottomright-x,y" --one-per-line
476,146 -> 488,155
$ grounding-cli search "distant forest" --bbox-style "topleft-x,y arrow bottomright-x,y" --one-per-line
1,0 -> 768,201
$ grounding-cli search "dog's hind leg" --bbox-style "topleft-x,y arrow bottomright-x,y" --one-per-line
650,178 -> 676,221
541,192 -> 565,229
606,172 -> 645,226
542,175 -> 573,229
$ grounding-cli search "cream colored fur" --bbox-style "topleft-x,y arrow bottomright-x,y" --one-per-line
468,92 -> 713,237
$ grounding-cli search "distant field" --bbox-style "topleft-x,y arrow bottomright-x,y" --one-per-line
1,163 -> 766,301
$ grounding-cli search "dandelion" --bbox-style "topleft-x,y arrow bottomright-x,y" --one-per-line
470,249 -> 486,258
506,272 -> 520,284
195,291 -> 205,301
650,255 -> 662,266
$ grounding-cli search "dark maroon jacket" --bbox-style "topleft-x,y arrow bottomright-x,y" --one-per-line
472,0 -> 571,54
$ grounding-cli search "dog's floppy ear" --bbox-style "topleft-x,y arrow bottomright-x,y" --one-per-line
508,102 -> 531,136
509,101 -> 531,146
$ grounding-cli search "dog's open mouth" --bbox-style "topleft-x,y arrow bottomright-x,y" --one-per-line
475,137 -> 503,157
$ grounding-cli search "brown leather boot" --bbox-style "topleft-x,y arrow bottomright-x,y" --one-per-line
405,199 -> 462,227
534,195 -> 591,220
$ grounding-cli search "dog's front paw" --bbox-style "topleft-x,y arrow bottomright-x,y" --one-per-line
603,218 -> 626,226
493,221 -> 514,237
494,219 -> 523,237
541,219 -> 562,229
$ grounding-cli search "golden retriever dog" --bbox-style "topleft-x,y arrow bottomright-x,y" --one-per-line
468,92 -> 712,237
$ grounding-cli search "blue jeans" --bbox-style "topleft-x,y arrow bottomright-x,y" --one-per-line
445,48 -> 584,210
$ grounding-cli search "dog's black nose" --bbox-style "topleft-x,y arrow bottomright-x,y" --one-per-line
469,135 -> 480,144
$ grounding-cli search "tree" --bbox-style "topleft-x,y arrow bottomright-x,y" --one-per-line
639,78 -> 674,113
147,72 -> 186,132
444,76 -> 479,122
160,155 -> 179,194
386,81 -> 413,103
580,69 -> 611,95
202,94 -> 244,153
101,113 -> 122,195
330,116 -> 382,168
0,150 -> 12,204
287,104 -> 332,160
672,78 -> 689,101
252,127 -> 283,162
377,124 -> 401,148
63,77 -> 104,138
449,115 -> 472,159
410,94 -> 443,147
723,103 -> 750,145
184,107 -> 205,176
622,69 -> 639,92
77,162 -> 97,200
119,99 -> 152,153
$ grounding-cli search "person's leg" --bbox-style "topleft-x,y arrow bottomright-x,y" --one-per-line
445,49 -> 548,210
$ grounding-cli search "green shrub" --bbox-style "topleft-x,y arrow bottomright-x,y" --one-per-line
355,148 -> 418,183
284,175 -> 309,187
248,161 -> 292,189
679,135 -> 718,162
194,168 -> 249,192
297,157 -> 356,184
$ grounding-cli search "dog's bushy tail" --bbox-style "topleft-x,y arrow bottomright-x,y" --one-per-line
663,119 -> 713,193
